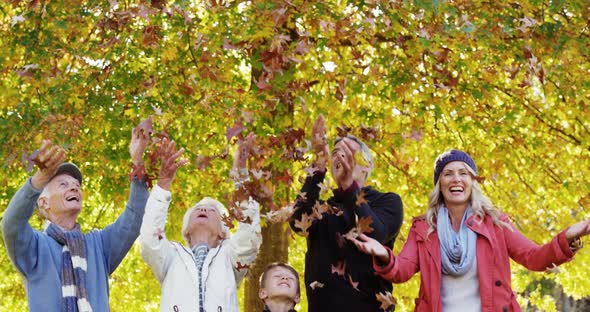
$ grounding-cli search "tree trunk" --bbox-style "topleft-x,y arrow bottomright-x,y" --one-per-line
244,222 -> 289,312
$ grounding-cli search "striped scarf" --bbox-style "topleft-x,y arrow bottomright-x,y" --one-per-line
46,223 -> 93,312
192,244 -> 209,312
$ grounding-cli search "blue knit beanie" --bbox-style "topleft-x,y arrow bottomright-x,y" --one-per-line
433,150 -> 477,185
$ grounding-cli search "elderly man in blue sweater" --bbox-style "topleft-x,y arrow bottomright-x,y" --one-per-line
2,120 -> 153,312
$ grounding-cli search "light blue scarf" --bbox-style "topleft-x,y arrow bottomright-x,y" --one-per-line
437,205 -> 477,277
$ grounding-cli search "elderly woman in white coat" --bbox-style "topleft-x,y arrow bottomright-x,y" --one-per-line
139,135 -> 262,312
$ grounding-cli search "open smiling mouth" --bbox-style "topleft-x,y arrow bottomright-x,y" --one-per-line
450,186 -> 464,194
66,195 -> 80,202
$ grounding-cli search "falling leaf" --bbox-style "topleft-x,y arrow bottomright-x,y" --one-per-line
343,227 -> 359,241
336,125 -> 351,138
235,261 -> 250,272
264,204 -> 294,223
151,104 -> 163,116
309,281 -> 324,290
359,123 -> 379,141
317,180 -> 332,195
293,212 -> 314,237
355,191 -> 368,206
222,214 -> 235,230
348,275 -> 359,291
303,165 -> 320,176
276,169 -> 293,185
11,15 -> 25,27
195,155 -> 211,170
357,216 -> 374,234
150,0 -> 166,10
297,191 -> 307,203
546,263 -> 561,274
331,260 -> 346,277
225,121 -> 243,142
376,291 -> 397,310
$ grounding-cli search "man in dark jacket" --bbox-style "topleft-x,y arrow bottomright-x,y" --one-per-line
289,115 -> 403,312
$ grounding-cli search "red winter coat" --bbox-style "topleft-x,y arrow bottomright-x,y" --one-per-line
373,214 -> 575,312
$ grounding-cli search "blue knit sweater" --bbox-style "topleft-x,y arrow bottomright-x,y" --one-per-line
2,177 -> 149,312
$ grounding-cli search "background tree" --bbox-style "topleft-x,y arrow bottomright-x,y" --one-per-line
1,1 -> 589,311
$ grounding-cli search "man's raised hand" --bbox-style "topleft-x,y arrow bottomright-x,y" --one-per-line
31,140 -> 66,190
311,115 -> 330,171
156,138 -> 187,191
130,115 -> 153,166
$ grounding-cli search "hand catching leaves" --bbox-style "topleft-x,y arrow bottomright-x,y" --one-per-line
130,115 -> 153,165
311,114 -> 330,170
31,140 -> 66,190
156,138 -> 187,191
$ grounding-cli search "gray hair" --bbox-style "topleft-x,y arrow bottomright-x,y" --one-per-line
181,197 -> 231,246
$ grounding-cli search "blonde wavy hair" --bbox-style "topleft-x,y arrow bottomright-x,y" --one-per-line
425,162 -> 512,235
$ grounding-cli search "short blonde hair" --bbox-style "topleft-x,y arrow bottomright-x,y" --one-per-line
181,197 -> 231,245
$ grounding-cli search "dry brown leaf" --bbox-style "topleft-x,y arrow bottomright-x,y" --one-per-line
376,291 -> 397,310
355,190 -> 368,206
331,260 -> 346,277
293,212 -> 314,237
348,274 -> 359,291
357,216 -> 374,234
309,281 -> 325,290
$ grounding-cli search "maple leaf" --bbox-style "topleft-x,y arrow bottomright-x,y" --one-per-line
357,216 -> 374,234
359,123 -> 379,141
235,261 -> 250,272
195,155 -> 212,170
264,204 -> 294,223
225,121 -> 243,142
331,260 -> 346,277
293,212 -> 314,237
297,191 -> 307,203
376,291 -> 397,310
336,125 -> 351,138
142,25 -> 162,47
343,227 -> 359,241
348,275 -> 359,291
355,191 -> 368,206
11,15 -> 25,27
303,165 -> 319,176
150,0 -> 165,10
317,180 -> 332,195
151,104 -> 163,116
250,169 -> 267,180
276,169 -> 293,185
545,263 -> 561,274
221,214 -> 235,230
309,281 -> 325,290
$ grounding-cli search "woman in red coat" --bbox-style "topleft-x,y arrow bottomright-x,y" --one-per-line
350,150 -> 590,312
